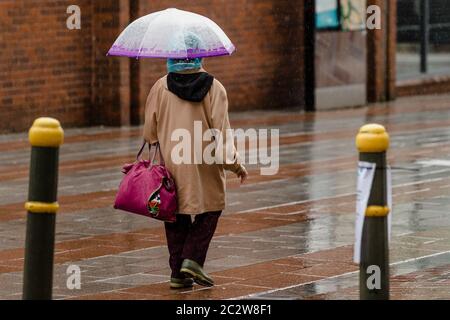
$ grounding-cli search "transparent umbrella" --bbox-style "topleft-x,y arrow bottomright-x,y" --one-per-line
107,8 -> 235,59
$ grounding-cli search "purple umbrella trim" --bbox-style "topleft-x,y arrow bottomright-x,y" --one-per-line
107,44 -> 236,59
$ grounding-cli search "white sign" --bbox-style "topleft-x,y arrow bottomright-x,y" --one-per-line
354,162 -> 392,263
354,161 -> 376,263
387,166 -> 392,241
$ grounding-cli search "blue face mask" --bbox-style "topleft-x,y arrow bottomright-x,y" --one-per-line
167,58 -> 203,73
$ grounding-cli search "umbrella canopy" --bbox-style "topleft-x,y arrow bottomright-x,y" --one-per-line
107,8 -> 235,59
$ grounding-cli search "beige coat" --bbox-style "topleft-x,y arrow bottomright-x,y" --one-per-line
143,69 -> 241,215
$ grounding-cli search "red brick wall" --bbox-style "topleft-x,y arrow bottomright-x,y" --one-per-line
0,0 -> 93,132
134,0 -> 305,123
0,0 -> 305,132
92,0 -> 131,126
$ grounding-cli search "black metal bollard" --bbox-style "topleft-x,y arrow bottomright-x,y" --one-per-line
356,124 -> 390,300
23,118 -> 64,300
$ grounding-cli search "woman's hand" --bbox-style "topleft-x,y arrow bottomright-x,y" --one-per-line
236,165 -> 248,184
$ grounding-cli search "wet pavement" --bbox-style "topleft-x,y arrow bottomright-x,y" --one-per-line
0,93 -> 450,300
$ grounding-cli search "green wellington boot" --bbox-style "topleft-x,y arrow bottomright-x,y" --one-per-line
170,277 -> 194,289
180,259 -> 214,287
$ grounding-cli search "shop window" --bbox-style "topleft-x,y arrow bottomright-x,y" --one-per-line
397,0 -> 450,79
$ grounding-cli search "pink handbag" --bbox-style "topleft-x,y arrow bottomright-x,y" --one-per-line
114,142 -> 177,223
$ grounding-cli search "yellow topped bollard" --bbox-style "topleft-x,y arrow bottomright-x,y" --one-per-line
28,117 -> 64,148
356,123 -> 390,300
356,124 -> 390,153
23,117 -> 64,300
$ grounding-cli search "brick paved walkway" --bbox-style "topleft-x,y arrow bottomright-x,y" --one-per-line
0,94 -> 450,300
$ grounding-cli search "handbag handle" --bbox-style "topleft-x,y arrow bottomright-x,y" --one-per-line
137,141 -> 165,166
150,142 -> 165,166
136,141 -> 151,161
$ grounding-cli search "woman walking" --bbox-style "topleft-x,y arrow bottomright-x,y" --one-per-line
143,57 -> 248,289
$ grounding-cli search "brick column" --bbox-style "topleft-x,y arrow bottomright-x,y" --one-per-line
367,0 -> 397,103
386,0 -> 397,100
129,0 -> 141,125
91,0 -> 131,126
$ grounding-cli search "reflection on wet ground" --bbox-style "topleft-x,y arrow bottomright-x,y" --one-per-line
0,94 -> 449,299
